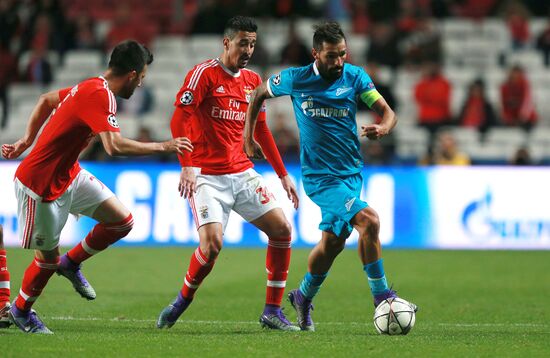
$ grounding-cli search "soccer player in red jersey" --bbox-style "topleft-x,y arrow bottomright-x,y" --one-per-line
1,40 -> 193,334
157,16 -> 300,331
0,225 -> 11,328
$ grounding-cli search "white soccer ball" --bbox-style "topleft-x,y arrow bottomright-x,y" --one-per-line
373,297 -> 416,335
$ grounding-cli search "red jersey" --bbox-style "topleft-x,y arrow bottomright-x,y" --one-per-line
414,74 -> 451,124
15,76 -> 120,201
172,58 -> 267,175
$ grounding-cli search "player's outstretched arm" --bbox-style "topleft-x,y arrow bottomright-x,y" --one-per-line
1,90 -> 61,159
360,97 -> 397,140
98,131 -> 193,157
244,82 -> 271,159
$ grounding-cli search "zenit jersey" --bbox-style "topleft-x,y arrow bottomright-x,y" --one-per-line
267,62 -> 381,176
15,76 -> 120,201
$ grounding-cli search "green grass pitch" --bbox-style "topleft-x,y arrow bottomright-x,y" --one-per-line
2,248 -> 549,357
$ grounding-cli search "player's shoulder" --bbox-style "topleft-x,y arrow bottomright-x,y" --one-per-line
76,76 -> 116,109
241,67 -> 262,83
184,58 -> 220,86
279,63 -> 314,82
344,63 -> 366,75
188,58 -> 220,77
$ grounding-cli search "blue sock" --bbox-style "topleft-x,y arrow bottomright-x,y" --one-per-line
298,272 -> 328,300
364,259 -> 389,296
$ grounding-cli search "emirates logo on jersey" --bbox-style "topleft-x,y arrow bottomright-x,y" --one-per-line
180,91 -> 194,105
107,114 -> 119,128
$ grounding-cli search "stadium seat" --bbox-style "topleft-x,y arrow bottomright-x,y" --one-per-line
64,50 -> 105,69
485,128 -> 528,147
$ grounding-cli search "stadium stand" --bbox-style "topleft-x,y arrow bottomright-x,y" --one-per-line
2,0 -> 550,165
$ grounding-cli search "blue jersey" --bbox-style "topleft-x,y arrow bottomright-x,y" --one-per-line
267,62 -> 381,176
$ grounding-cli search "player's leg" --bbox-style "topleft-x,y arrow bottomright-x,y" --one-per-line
9,247 -> 58,334
157,223 -> 223,328
250,208 -> 299,331
10,181 -> 69,334
0,225 -> 12,328
288,230 -> 345,331
233,169 -> 298,331
57,170 -> 132,300
351,206 -> 392,305
352,207 -> 417,311
158,173 -> 228,329
289,173 -> 364,331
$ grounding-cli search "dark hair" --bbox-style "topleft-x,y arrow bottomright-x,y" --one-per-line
313,21 -> 346,50
108,40 -> 154,76
224,16 -> 257,39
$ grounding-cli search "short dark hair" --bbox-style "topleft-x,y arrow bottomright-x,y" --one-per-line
224,16 -> 257,39
108,40 -> 153,76
313,21 -> 346,50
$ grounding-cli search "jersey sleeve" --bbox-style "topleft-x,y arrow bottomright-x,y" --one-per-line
171,63 -> 212,166
79,88 -> 120,134
58,87 -> 72,102
356,68 -> 382,109
174,62 -> 212,110
266,68 -> 295,98
254,74 -> 267,123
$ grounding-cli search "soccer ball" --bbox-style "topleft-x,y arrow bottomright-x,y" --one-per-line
373,297 -> 416,335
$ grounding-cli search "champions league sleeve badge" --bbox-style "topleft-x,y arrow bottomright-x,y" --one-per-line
180,91 -> 194,105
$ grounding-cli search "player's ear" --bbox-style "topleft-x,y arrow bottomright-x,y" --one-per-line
312,47 -> 319,60
223,37 -> 230,51
128,70 -> 138,81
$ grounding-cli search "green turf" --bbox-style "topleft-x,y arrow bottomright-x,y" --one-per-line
2,248 -> 549,357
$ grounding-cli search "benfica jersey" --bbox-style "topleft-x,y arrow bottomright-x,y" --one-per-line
15,76 -> 120,201
173,58 -> 266,175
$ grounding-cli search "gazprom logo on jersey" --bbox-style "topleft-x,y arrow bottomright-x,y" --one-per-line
301,96 -> 349,118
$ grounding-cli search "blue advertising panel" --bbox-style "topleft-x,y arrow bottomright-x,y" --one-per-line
0,162 -> 549,249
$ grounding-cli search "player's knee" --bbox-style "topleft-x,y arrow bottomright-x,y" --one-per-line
323,234 -> 346,255
104,214 -> 134,244
356,208 -> 380,240
202,234 -> 223,261
273,219 -> 292,238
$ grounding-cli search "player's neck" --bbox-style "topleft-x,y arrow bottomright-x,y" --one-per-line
101,70 -> 124,96
219,55 -> 240,74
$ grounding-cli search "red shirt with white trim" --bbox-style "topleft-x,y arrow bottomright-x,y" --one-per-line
171,58 -> 268,175
15,76 -> 120,201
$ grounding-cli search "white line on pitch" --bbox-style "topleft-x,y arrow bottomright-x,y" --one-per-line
47,316 -> 549,328
49,316 -> 370,326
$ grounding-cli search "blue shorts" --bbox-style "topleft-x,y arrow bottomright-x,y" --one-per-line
302,173 -> 368,239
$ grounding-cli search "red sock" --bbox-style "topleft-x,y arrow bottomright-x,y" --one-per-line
180,247 -> 216,300
67,214 -> 134,264
265,237 -> 291,306
15,257 -> 59,311
0,250 -> 10,303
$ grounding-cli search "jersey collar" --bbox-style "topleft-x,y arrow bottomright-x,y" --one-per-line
217,58 -> 241,77
313,62 -> 320,76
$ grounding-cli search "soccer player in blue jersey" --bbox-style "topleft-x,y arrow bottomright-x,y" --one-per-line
244,21 -> 416,331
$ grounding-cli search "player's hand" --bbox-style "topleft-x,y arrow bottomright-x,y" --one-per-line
164,137 -> 193,155
361,124 -> 389,140
280,175 -> 299,209
179,166 -> 196,199
1,139 -> 29,159
244,139 -> 265,160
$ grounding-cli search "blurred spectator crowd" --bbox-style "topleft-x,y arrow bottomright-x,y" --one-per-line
2,0 -> 550,166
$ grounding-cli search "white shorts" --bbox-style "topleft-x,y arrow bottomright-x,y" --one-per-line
189,168 -> 280,231
15,169 -> 115,250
